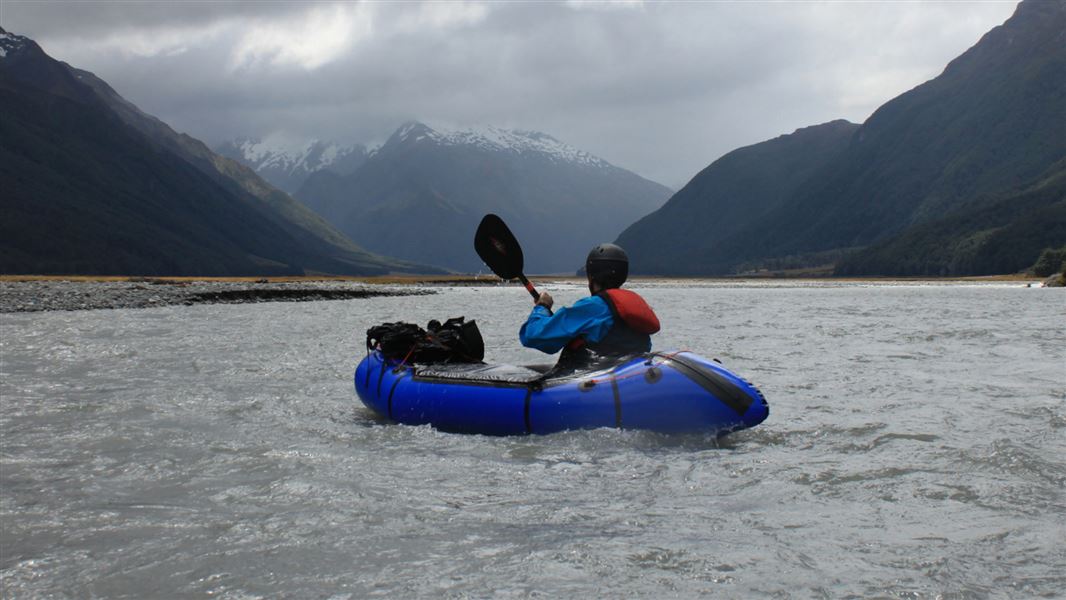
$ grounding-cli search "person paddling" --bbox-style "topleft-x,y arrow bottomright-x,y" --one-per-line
520,243 -> 660,369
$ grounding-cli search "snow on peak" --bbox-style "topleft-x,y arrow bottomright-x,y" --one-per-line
393,122 -> 613,169
0,30 -> 30,59
395,121 -> 430,139
231,135 -> 362,175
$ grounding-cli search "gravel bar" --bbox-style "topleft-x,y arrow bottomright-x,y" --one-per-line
0,280 -> 433,313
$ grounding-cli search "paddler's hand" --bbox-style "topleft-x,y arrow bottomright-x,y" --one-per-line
535,292 -> 554,310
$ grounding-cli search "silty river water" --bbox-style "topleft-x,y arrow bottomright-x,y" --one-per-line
1,281 -> 1063,598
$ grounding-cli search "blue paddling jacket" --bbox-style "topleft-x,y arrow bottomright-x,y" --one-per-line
520,289 -> 660,361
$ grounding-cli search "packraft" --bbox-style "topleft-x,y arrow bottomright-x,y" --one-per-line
355,320 -> 768,436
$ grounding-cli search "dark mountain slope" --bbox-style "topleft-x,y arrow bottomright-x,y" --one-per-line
763,0 -> 1066,258
0,28 -> 430,275
836,159 -> 1066,276
616,120 -> 858,274
1,82 -> 305,274
294,170 -> 350,226
616,0 -> 1065,275
66,67 -> 424,274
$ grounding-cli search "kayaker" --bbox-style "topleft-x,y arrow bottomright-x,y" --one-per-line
520,243 -> 660,368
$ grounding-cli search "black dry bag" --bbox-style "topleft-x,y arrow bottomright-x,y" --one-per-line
366,317 -> 484,364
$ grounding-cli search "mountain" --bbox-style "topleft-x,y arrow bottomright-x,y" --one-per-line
294,122 -> 673,273
616,120 -> 860,275
0,27 -> 432,276
617,0 -> 1066,276
215,138 -> 367,194
836,159 -> 1066,276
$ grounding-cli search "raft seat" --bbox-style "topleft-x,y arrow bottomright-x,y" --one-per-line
414,362 -> 544,385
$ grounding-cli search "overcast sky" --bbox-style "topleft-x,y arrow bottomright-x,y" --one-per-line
2,0 -> 1017,188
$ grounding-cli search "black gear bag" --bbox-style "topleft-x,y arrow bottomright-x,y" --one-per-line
366,316 -> 484,364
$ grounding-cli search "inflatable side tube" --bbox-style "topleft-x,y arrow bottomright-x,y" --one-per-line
655,351 -> 769,429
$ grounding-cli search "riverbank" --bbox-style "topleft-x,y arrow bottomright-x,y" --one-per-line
0,272 -> 1043,285
0,280 -> 432,313
1,273 -> 1052,314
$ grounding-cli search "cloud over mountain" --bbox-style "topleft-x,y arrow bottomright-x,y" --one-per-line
3,1 -> 1016,187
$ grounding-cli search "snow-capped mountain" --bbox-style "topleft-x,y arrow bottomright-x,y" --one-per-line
385,122 -> 614,170
215,137 -> 367,194
0,29 -> 30,59
295,121 -> 673,273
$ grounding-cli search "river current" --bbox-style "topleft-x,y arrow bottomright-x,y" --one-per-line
2,281 -> 1064,598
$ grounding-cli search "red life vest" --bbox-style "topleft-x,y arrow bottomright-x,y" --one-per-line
601,288 -> 660,335
564,288 -> 660,354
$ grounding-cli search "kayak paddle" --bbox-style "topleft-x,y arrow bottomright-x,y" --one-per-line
474,213 -> 541,303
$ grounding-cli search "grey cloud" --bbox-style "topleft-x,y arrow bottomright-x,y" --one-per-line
0,0 -> 319,38
1,1 -> 1018,188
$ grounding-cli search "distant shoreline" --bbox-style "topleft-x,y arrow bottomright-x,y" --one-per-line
1,274 -> 1051,314
0,279 -> 431,313
0,273 -> 1042,284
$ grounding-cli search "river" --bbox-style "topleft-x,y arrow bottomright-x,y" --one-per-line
2,281 -> 1063,598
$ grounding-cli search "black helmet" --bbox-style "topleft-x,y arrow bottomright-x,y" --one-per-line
586,243 -> 628,288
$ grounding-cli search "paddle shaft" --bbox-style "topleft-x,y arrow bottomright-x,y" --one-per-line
521,275 -> 552,315
518,274 -> 539,302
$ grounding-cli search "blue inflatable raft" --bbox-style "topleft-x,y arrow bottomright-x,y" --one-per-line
354,350 -> 769,435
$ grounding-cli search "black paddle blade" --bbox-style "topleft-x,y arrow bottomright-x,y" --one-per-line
474,214 -> 524,280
